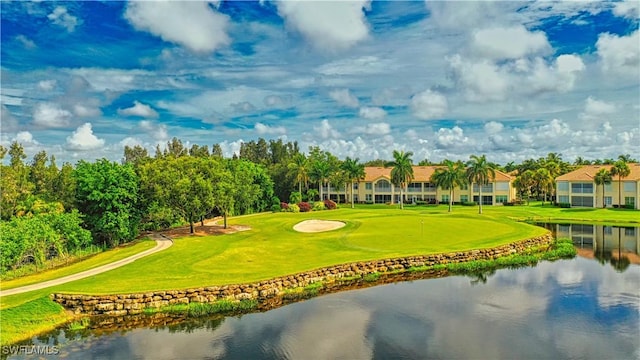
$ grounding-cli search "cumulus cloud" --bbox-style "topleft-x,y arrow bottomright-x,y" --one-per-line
329,89 -> 359,108
66,123 -> 105,150
528,54 -> 585,93
410,90 -> 448,120
435,126 -> 469,148
255,122 -> 286,135
139,120 -> 168,141
37,80 -> 57,92
125,0 -> 230,53
596,30 -> 640,77
48,6 -> 79,32
579,97 -> 616,125
612,0 -> 640,19
1,105 -> 19,132
362,122 -> 390,135
448,55 -> 510,102
471,25 -> 551,60
118,101 -> 159,118
16,35 -> 36,49
359,106 -> 387,120
231,101 -> 256,113
32,103 -> 72,128
14,131 -> 38,144
484,121 -> 504,134
276,0 -> 370,51
314,119 -> 340,139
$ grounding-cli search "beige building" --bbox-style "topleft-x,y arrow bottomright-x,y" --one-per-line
555,164 -> 640,209
346,166 -> 516,205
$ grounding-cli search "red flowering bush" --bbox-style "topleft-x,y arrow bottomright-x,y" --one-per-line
280,202 -> 289,210
298,202 -> 311,212
323,199 -> 337,210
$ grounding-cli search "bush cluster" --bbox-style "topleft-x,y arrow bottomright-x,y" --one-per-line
297,202 -> 311,212
323,199 -> 337,210
312,201 -> 326,211
280,202 -> 289,210
558,202 -> 571,208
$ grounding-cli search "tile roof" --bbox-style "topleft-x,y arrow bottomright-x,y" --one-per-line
556,163 -> 640,182
363,166 -> 513,182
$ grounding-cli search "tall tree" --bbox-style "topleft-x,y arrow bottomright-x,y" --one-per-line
534,168 -> 553,205
288,153 -> 309,195
513,169 -> 535,204
341,157 -> 365,208
387,150 -> 414,209
74,159 -> 140,246
430,160 -> 465,212
211,143 -> 224,159
466,154 -> 496,214
123,145 -> 149,165
610,160 -> 631,207
309,160 -> 330,201
594,168 -> 612,208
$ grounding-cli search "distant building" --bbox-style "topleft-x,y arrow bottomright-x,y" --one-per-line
342,166 -> 516,205
555,164 -> 640,209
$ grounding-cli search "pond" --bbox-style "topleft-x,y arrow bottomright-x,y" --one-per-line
9,225 -> 640,360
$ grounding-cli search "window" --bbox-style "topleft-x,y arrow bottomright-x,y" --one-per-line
473,184 -> 493,193
496,195 -> 508,203
424,183 -> 436,192
441,194 -> 450,203
605,197 -> 612,206
353,195 -> 358,202
408,182 -> 422,192
603,226 -> 612,235
604,183 -> 612,192
365,194 -> 372,202
460,183 -> 468,190
624,197 -> 635,207
557,181 -> 569,192
571,183 -> 593,194
365,182 -> 372,190
496,182 -> 509,191
623,182 -> 636,192
559,195 -> 569,204
375,180 -> 391,192
571,196 -> 594,207
353,183 -> 358,190
460,195 -> 468,203
473,195 -> 493,205
424,195 -> 436,204
624,227 -> 636,236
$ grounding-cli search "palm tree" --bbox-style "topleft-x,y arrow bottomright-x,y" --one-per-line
386,150 -> 414,209
534,168 -> 553,205
309,160 -> 330,201
466,154 -> 496,214
594,168 -> 612,208
610,160 -> 630,208
430,160 -> 466,212
341,157 -> 365,209
514,169 -> 535,204
288,153 -> 309,195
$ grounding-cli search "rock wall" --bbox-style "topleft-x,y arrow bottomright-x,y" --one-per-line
52,234 -> 553,316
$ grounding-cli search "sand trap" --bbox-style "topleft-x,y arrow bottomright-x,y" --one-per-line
293,219 -> 346,233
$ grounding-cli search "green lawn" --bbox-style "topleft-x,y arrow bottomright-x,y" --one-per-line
1,204 -> 638,345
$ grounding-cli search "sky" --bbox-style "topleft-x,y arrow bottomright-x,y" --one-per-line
1,0 -> 639,165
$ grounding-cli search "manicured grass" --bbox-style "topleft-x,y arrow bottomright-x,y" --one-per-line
0,296 -> 70,345
0,239 -> 156,291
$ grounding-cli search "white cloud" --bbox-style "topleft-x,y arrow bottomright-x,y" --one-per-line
65,123 -> 105,150
435,126 -> 469,148
73,104 -> 102,118
362,122 -> 390,135
32,103 -> 72,128
613,0 -> 640,19
47,6 -> 78,32
255,122 -> 286,135
329,89 -> 359,108
37,80 -> 57,92
484,121 -> 504,134
139,120 -> 168,141
314,119 -> 340,139
596,30 -> 640,77
263,95 -> 290,108
118,101 -> 159,118
276,0 -> 370,51
528,54 -> 585,93
410,90 -> 448,120
316,56 -> 392,76
579,97 -> 616,126
119,137 -> 144,148
231,101 -> 256,113
15,35 -> 36,49
448,55 -> 510,102
14,131 -> 38,144
1,105 -> 19,132
359,106 -> 387,120
471,25 -> 551,60
125,0 -> 230,53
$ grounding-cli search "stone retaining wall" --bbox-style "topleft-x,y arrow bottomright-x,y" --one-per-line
52,233 -> 553,316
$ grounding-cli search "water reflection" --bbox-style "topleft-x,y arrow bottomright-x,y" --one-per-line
539,223 -> 640,270
12,257 -> 640,360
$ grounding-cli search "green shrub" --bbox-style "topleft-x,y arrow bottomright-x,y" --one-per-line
270,204 -> 281,212
462,201 -> 477,206
312,202 -> 325,211
558,203 -> 571,208
287,204 -> 300,213
289,192 -> 302,204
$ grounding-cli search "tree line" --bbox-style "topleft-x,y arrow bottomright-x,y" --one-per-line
0,136 -> 636,274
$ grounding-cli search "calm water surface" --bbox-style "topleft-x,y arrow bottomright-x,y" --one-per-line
12,254 -> 640,360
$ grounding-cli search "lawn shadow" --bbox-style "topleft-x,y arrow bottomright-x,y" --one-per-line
560,208 -> 597,213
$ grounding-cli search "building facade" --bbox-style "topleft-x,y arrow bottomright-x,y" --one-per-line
555,164 -> 640,209
347,166 -> 515,205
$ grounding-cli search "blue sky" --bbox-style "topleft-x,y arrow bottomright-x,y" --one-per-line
1,0 -> 638,164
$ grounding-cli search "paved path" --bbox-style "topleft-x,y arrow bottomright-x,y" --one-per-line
0,234 -> 173,297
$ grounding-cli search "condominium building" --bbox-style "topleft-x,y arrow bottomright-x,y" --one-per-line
555,164 -> 640,209
347,166 -> 515,205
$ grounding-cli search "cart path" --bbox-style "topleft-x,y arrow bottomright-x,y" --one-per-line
0,234 -> 173,297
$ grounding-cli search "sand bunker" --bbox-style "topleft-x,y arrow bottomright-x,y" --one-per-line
293,219 -> 346,233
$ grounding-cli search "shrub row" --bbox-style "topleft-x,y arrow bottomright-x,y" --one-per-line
277,199 -> 338,212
